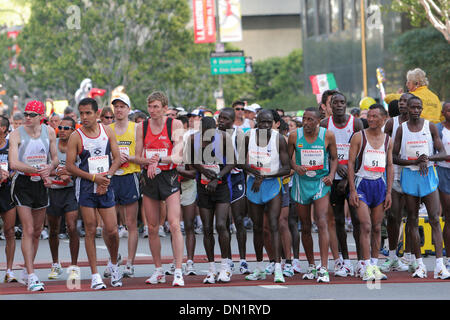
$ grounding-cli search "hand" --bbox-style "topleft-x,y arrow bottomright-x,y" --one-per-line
43,177 -> 53,188
96,184 -> 108,195
38,164 -> 51,179
202,168 -> 218,181
0,169 -> 8,183
56,165 -> 70,177
336,164 -> 348,179
349,190 -> 359,208
94,174 -> 110,188
294,165 -> 308,176
251,176 -> 263,193
337,179 -> 348,195
60,174 -> 72,184
147,154 -> 160,166
418,161 -> 429,176
120,152 -> 129,165
147,162 -> 158,179
384,192 -> 392,211
206,179 -> 219,193
322,175 -> 333,186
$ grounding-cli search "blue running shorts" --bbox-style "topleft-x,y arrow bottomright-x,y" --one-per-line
400,166 -> 438,198
246,176 -> 281,205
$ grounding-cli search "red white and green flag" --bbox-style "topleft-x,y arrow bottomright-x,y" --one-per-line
310,73 -> 337,94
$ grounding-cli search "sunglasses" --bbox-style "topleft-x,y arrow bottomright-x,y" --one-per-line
234,108 -> 244,111
23,112 -> 40,118
58,126 -> 74,130
103,116 -> 114,119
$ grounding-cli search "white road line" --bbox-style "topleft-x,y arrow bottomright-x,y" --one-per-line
259,285 -> 288,289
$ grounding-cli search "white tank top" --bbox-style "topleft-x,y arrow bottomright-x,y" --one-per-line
392,116 -> 401,180
438,126 -> 450,169
400,120 -> 434,170
356,131 -> 389,180
230,128 -> 243,174
17,124 -> 50,179
248,129 -> 280,176
234,118 -> 252,130
327,115 -> 355,179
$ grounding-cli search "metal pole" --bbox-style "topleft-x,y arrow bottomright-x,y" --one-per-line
215,0 -> 223,103
360,0 -> 368,97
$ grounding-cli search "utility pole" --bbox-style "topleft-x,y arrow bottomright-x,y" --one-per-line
360,0 -> 368,97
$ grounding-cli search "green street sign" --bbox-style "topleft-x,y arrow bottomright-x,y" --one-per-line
210,56 -> 246,75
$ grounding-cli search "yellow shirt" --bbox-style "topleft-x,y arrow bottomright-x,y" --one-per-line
411,86 -> 442,123
111,121 -> 141,175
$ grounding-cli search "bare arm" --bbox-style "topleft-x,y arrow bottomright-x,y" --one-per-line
324,130 -> 338,184
428,122 -> 447,162
347,132 -> 361,207
104,125 -> 122,176
263,134 -> 291,178
384,118 -> 394,137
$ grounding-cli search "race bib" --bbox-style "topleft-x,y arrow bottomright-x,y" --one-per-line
336,143 -> 350,165
0,162 -> 7,172
249,150 -> 271,174
201,164 -> 221,184
363,149 -> 386,172
88,155 -> 109,174
145,148 -> 168,162
406,140 -> 429,160
300,149 -> 324,170
26,155 -> 47,169
445,142 -> 450,163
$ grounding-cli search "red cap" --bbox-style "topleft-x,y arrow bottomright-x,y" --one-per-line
25,100 -> 45,115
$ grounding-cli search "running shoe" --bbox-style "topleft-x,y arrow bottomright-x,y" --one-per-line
380,258 -> 409,272
91,273 -> 106,290
180,221 -> 185,234
20,268 -> 28,285
317,267 -> 330,283
408,260 -> 419,273
95,227 -> 102,238
48,263 -> 63,279
4,270 -> 18,283
311,222 -> 318,233
118,225 -> 128,238
40,227 -> 49,240
173,272 -> 185,286
184,260 -> 197,276
229,261 -> 235,272
145,269 -> 166,284
14,226 -> 22,239
302,264 -> 317,280
104,253 -> 122,278
165,263 -> 176,275
230,223 -> 237,234
445,259 -> 450,272
217,267 -> 232,283
123,264 -> 135,278
110,264 -> 123,287
380,247 -> 389,257
334,263 -> 347,277
143,225 -> 148,238
265,262 -> 275,275
362,265 -> 375,281
27,274 -> 44,292
373,266 -> 388,280
292,259 -> 302,274
158,225 -> 166,237
274,269 -> 285,283
433,264 -> 450,280
203,271 -> 216,284
355,261 -> 364,278
67,266 -> 81,281
412,263 -> 427,279
0,232 -> 5,240
343,260 -> 354,276
239,261 -> 250,274
58,233 -> 69,240
245,269 -> 266,281
194,225 -> 203,235
283,263 -> 294,277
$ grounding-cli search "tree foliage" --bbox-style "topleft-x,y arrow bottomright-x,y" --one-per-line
393,27 -> 450,99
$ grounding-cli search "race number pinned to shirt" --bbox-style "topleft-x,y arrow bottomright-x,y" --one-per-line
119,146 -> 130,168
145,148 -> 168,163
201,164 -> 221,185
406,140 -> 429,170
249,150 -> 271,174
25,155 -> 47,169
88,155 -> 109,174
363,149 -> 386,172
336,143 -> 350,165
0,162 -> 7,172
301,149 -> 324,170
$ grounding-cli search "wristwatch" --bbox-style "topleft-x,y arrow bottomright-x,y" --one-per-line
106,174 -> 113,179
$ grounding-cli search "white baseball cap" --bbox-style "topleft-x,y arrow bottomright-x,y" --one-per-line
112,94 -> 131,108
244,103 -> 261,113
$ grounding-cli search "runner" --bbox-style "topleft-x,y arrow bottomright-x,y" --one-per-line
135,91 -> 185,287
217,107 -> 250,274
243,109 -> 291,283
233,100 -> 254,132
46,117 -> 80,282
9,100 -> 59,291
348,104 -> 393,281
436,101 -> 450,270
288,107 -> 338,283
0,115 -> 18,283
392,96 -> 450,279
381,93 -> 413,273
190,116 -> 235,283
320,92 -> 364,277
66,97 -> 123,290
109,95 -> 143,278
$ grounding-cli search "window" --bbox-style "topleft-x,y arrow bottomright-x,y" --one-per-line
342,0 -> 353,30
354,0 -> 361,28
306,0 -> 316,37
318,0 -> 328,34
329,0 -> 340,33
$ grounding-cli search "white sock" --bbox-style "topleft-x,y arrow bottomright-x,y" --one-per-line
411,254 -> 416,262
293,258 -> 299,264
258,261 -> 265,272
371,258 -> 378,266
281,259 -> 286,265
389,250 -> 397,260
240,259 -> 246,264
364,260 -> 371,266
436,257 -> 444,267
175,268 -> 182,275
209,262 -> 216,273
416,258 -> 423,266
404,252 -> 411,263
339,253 -> 343,261
156,267 -> 163,273
344,259 -> 350,265
275,263 -> 282,272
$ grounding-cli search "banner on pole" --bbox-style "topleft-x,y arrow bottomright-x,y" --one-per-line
193,0 -> 216,43
218,0 -> 242,42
